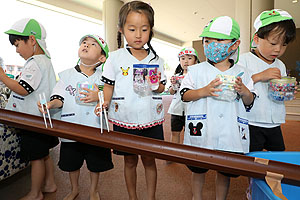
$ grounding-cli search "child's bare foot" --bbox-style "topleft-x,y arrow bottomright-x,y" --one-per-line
42,183 -> 57,193
19,191 -> 43,200
90,192 -> 100,200
63,191 -> 79,200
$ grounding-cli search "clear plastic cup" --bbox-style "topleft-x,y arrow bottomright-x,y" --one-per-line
213,74 -> 237,102
75,82 -> 97,106
268,76 -> 296,101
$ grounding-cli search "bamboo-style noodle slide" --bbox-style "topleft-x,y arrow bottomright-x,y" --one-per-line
0,109 -> 299,186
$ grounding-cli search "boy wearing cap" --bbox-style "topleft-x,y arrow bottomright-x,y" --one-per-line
167,47 -> 199,151
0,18 -> 58,200
239,9 -> 296,153
38,34 -> 113,200
180,16 -> 255,200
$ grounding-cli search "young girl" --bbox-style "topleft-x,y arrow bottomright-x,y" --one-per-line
38,34 -> 113,200
95,1 -> 166,199
167,47 -> 199,153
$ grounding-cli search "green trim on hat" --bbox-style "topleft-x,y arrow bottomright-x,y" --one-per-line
79,34 -> 109,59
255,9 -> 293,32
178,47 -> 199,59
5,19 -> 42,39
199,16 -> 240,40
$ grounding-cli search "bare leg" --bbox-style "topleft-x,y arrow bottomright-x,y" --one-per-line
170,131 -> 181,144
19,159 -> 45,200
89,171 -> 100,200
215,172 -> 230,200
42,155 -> 57,193
124,155 -> 139,200
141,156 -> 157,200
166,130 -> 182,164
192,172 -> 205,200
63,170 -> 80,200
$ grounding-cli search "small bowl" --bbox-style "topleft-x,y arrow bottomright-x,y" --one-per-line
268,76 -> 296,101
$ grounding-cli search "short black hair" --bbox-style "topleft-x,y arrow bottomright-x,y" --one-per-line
256,19 -> 296,44
8,34 -> 29,45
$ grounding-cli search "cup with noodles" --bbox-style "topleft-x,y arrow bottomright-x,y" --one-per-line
213,74 -> 237,102
75,81 -> 97,106
171,75 -> 185,91
268,76 -> 296,101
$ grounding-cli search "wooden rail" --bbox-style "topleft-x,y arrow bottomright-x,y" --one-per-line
0,109 -> 299,186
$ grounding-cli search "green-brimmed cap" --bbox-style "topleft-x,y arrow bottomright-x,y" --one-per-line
178,47 -> 199,59
5,18 -> 50,59
79,34 -> 109,59
200,16 -> 240,40
254,9 -> 293,32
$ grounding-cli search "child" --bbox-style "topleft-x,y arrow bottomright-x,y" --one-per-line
180,16 -> 255,200
239,9 -> 296,152
167,47 -> 199,152
95,1 -> 166,199
38,34 -> 114,200
0,18 -> 59,200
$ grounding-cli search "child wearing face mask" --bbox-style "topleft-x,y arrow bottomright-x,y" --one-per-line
167,47 -> 199,157
180,16 -> 256,200
38,34 -> 114,200
239,9 -> 297,153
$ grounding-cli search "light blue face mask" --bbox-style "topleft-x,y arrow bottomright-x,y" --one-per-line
204,41 -> 237,63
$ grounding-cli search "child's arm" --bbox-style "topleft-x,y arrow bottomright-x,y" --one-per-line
94,83 -> 114,116
37,99 -> 63,114
182,78 -> 222,101
0,68 -> 28,96
251,68 -> 281,84
78,84 -> 99,103
234,77 -> 254,105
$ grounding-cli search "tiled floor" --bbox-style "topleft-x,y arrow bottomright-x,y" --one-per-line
0,95 -> 299,200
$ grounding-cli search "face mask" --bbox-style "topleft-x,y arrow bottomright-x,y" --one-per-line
204,41 -> 236,63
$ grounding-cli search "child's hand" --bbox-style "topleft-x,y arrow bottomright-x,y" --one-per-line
37,100 -> 51,114
234,77 -> 249,96
94,101 -> 109,117
203,78 -> 222,97
258,68 -> 281,82
80,84 -> 99,103
0,67 -> 5,76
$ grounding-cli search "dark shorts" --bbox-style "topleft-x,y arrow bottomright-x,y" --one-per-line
113,124 -> 164,156
19,129 -> 59,162
171,114 -> 185,131
186,165 -> 240,178
249,125 -> 285,152
58,142 -> 114,172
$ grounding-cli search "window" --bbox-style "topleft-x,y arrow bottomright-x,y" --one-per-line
0,0 -> 103,75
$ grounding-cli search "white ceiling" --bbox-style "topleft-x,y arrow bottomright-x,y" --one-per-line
51,0 -> 300,44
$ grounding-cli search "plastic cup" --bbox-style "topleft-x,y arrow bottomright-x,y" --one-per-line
268,76 -> 296,101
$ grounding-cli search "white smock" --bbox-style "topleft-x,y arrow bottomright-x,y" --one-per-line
181,62 -> 254,153
238,52 -> 286,127
102,48 -> 166,129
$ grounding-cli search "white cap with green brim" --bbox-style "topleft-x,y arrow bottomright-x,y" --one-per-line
79,34 -> 109,59
251,9 -> 293,48
199,16 -> 240,40
199,16 -> 240,63
178,47 -> 199,60
5,18 -> 50,59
